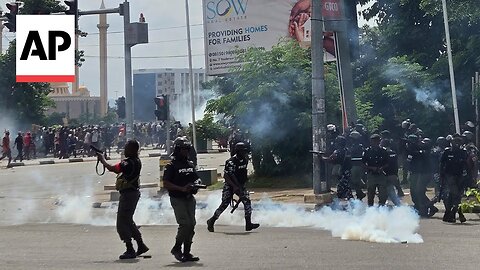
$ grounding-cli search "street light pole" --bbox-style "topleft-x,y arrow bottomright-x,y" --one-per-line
441,0 -> 460,134
185,0 -> 197,150
122,0 -> 134,139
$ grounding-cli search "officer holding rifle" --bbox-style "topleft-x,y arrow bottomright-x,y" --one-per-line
207,142 -> 260,232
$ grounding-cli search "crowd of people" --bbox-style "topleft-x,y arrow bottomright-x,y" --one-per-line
0,121 -> 193,166
324,119 -> 479,223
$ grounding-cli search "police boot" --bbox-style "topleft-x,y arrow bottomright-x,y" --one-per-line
207,217 -> 216,232
119,241 -> 136,259
245,216 -> 260,231
170,241 -> 184,262
458,207 -> 467,223
135,238 -> 149,256
183,242 -> 200,262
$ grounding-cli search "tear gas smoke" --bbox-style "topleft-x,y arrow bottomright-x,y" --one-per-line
170,89 -> 217,124
50,191 -> 423,244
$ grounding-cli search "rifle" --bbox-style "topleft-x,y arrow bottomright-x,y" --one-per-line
90,145 -> 106,176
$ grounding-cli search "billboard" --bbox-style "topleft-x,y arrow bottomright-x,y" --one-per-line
203,0 -> 343,75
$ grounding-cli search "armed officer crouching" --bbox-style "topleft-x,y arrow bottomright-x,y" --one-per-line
207,142 -> 260,232
96,139 -> 149,259
163,137 -> 202,262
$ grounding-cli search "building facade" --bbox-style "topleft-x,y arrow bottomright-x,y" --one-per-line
133,68 -> 208,122
47,83 -> 101,119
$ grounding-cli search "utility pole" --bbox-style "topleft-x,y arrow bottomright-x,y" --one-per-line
311,0 -> 327,195
441,0 -> 460,134
122,0 -> 133,138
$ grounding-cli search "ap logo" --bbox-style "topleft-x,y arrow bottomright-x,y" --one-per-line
16,15 -> 75,82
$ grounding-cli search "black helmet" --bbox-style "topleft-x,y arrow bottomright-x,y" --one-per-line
436,136 -> 446,145
462,131 -> 474,142
349,131 -> 362,139
235,142 -> 248,152
172,137 -> 191,155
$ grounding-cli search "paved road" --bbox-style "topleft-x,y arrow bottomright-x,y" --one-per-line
1,153 -> 480,269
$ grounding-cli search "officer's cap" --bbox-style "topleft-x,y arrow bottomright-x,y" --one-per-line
466,121 -> 475,128
349,131 -> 362,139
380,130 -> 391,137
407,134 -> 418,141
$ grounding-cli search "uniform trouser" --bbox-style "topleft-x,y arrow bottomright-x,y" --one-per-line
409,172 -> 430,215
170,196 -> 196,247
213,184 -> 252,219
443,175 -> 462,212
367,174 -> 388,206
350,165 -> 366,198
117,189 -> 142,242
386,175 -> 401,206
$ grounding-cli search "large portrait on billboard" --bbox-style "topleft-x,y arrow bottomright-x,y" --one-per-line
203,0 -> 342,75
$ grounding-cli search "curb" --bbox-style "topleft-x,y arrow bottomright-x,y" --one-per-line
39,160 -> 55,165
68,158 -> 84,163
8,162 -> 25,167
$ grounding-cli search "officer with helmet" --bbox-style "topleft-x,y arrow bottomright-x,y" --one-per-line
163,137 -> 203,262
348,131 -> 366,200
207,142 -> 260,232
462,131 -> 478,190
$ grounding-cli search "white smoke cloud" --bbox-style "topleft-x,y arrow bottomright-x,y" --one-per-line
51,191 -> 423,244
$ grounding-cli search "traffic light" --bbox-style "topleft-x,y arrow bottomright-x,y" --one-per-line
64,0 -> 78,29
4,2 -> 19,32
154,95 -> 168,121
117,97 -> 126,119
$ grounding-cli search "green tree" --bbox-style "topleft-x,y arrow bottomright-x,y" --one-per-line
0,41 -> 54,124
0,0 -> 68,125
205,41 -> 341,177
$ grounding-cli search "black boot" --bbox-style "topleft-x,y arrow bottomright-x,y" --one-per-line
170,241 -> 184,262
183,242 -> 199,262
119,241 -> 136,259
458,207 -> 467,223
135,238 -> 149,256
245,216 -> 260,231
207,217 -> 216,232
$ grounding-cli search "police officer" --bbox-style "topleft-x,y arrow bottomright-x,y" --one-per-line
440,136 -> 469,223
431,137 -> 448,202
207,142 -> 260,232
326,136 -> 353,199
462,131 -> 478,190
380,139 -> 402,206
362,134 -> 389,206
406,134 -> 433,217
349,131 -> 366,200
163,137 -> 202,262
96,140 -> 149,259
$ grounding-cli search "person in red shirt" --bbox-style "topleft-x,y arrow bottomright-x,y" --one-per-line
24,132 -> 32,160
0,131 -> 12,167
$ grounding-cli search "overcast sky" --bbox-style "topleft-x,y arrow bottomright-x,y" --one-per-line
1,0 -> 372,100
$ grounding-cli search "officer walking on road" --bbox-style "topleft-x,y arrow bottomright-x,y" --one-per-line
362,134 -> 389,206
349,131 -> 367,200
207,142 -> 260,232
440,136 -> 469,223
96,140 -> 149,259
163,137 -> 202,262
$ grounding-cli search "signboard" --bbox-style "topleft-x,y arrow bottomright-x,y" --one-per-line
203,0 -> 344,75
16,15 -> 75,82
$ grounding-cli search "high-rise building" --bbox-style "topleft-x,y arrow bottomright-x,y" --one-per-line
133,68 -> 208,122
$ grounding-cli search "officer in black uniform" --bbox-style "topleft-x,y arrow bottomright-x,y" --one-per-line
362,134 -> 389,206
163,138 -> 202,262
96,140 -> 149,259
325,136 -> 353,199
207,142 -> 260,232
440,136 -> 469,223
349,131 -> 366,200
431,137 -> 448,201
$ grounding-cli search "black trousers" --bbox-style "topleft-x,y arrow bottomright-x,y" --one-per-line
117,189 -> 142,242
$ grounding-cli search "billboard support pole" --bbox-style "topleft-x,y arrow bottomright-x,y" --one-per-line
311,0 -> 327,195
